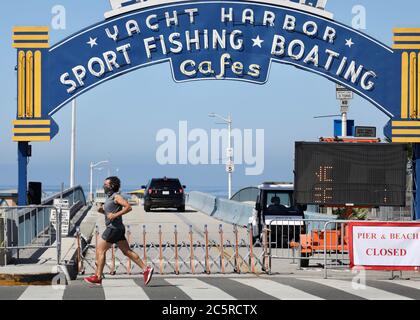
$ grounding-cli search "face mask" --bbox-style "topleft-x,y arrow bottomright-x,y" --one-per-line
104,186 -> 114,196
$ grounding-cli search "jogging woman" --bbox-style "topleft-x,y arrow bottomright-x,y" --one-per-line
84,176 -> 153,285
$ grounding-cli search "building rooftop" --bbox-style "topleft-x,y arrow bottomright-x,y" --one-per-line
259,183 -> 294,191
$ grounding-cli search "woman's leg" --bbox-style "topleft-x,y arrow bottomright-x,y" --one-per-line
117,239 -> 146,270
96,238 -> 112,278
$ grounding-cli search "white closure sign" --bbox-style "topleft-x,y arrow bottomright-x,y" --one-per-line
349,222 -> 420,270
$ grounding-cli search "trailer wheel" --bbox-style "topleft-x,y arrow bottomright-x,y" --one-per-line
252,236 -> 260,246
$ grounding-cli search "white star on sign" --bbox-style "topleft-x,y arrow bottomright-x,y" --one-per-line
252,36 -> 264,48
87,37 -> 98,48
345,38 -> 354,48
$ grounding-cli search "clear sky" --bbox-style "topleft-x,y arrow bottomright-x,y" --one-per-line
1,0 -> 419,193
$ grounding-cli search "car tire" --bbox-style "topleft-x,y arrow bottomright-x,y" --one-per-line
177,206 -> 185,212
144,205 -> 151,212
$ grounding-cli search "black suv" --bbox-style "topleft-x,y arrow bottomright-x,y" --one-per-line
142,178 -> 186,212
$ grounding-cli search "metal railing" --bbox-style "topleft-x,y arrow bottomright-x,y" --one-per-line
76,224 -> 269,275
266,217 -> 419,278
267,218 -> 333,271
0,205 -> 62,266
371,207 -> 413,221
74,216 -> 419,278
42,185 -> 86,208
322,220 -> 353,279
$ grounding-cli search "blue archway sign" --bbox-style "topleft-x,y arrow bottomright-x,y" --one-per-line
11,0 -> 420,219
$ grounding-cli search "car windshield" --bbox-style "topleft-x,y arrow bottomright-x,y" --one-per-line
150,179 -> 182,189
263,191 -> 293,215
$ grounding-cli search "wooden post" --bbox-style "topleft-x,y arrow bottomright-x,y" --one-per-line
189,225 -> 195,274
143,225 -> 147,265
159,225 -> 163,275
219,224 -> 225,274
174,225 -> 179,275
205,225 -> 210,274
126,225 -> 131,275
234,225 -> 240,274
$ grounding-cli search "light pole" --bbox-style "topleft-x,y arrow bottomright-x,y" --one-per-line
94,167 -> 105,192
341,107 -> 348,137
336,84 -> 353,137
89,160 -> 109,202
208,113 -> 233,199
70,99 -> 76,188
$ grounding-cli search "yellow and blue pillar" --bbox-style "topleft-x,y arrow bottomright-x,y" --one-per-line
12,26 -> 50,205
392,28 -> 420,220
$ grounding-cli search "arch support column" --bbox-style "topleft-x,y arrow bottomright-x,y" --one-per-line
392,28 -> 420,220
12,26 -> 50,205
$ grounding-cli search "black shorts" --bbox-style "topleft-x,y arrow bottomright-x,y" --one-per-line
102,227 -> 126,244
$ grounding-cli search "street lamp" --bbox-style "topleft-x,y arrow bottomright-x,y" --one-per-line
70,99 -> 77,188
94,167 -> 105,192
89,160 -> 109,202
208,113 -> 233,199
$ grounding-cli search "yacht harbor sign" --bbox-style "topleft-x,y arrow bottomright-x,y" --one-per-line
10,0 -> 420,210
12,0 -> 420,141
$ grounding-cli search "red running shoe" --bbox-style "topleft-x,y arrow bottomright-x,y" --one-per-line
84,275 -> 102,285
143,266 -> 154,286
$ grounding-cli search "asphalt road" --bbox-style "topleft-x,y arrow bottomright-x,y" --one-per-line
0,275 -> 419,300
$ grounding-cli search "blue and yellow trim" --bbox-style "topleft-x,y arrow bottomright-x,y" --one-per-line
391,28 -> 420,142
13,27 -> 49,142
12,27 -> 49,49
392,120 -> 420,142
393,29 -> 420,50
12,120 -> 51,142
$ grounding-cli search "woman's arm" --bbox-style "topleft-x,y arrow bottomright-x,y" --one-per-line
107,195 -> 132,221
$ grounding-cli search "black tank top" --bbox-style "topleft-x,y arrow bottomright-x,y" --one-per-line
104,193 -> 124,230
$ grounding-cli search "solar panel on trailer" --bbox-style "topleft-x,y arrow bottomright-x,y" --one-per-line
294,142 -> 408,207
